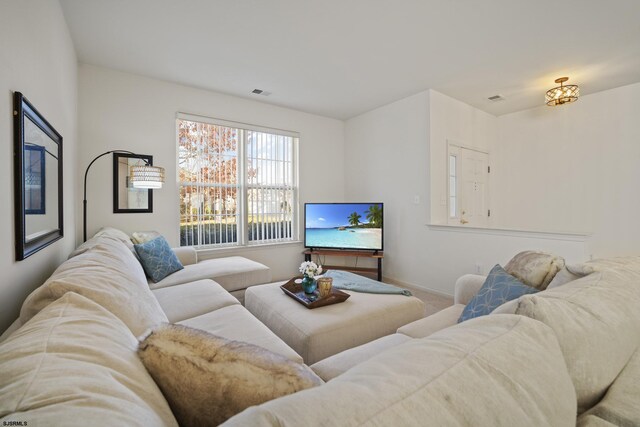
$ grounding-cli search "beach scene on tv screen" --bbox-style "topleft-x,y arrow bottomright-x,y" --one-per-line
305,203 -> 382,250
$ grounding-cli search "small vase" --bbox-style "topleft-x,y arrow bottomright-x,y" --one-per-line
301,274 -> 317,295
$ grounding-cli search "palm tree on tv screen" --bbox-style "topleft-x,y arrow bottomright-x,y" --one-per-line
348,212 -> 361,227
364,204 -> 382,227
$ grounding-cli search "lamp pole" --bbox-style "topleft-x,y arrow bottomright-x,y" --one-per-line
83,150 -> 148,242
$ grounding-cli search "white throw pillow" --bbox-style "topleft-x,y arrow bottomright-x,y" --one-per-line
547,263 -> 594,289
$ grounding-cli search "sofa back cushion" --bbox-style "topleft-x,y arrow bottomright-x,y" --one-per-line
0,293 -> 177,426
515,262 -> 640,414
20,235 -> 168,336
224,314 -> 577,426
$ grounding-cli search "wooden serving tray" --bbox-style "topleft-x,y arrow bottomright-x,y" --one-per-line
280,277 -> 350,309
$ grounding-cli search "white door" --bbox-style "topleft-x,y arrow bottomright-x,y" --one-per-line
448,145 -> 489,227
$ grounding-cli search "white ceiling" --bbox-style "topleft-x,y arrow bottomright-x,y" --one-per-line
59,0 -> 640,120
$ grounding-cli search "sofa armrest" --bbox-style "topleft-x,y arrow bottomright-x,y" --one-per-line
397,304 -> 465,339
172,247 -> 198,266
454,274 -> 486,305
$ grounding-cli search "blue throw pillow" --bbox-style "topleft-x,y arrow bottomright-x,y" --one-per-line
134,236 -> 184,283
458,264 -> 538,323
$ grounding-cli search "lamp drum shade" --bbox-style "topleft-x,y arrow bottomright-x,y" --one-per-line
130,165 -> 165,189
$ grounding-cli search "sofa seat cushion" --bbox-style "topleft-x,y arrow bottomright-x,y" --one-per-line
577,348 -> 640,427
0,293 -> 177,426
224,315 -> 577,426
152,279 -> 239,323
576,415 -> 618,427
20,235 -> 168,336
177,305 -> 302,363
310,333 -> 411,381
515,263 -> 640,414
397,304 -> 465,338
149,256 -> 271,291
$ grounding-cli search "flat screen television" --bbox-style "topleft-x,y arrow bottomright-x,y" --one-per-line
304,202 -> 383,251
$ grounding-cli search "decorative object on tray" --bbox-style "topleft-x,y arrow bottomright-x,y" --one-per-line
317,277 -> 333,298
280,278 -> 350,309
299,261 -> 323,296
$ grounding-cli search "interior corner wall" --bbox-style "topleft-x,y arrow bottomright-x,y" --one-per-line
78,64 -> 345,280
428,89 -> 498,224
492,82 -> 640,258
344,91 -> 586,296
0,0 -> 78,333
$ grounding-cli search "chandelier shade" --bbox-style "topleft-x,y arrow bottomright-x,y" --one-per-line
546,77 -> 579,106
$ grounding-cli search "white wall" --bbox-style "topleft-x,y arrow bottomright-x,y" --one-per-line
429,90 -> 498,224
78,65 -> 345,280
345,91 -> 586,295
0,0 -> 78,332
345,91 -> 431,275
493,82 -> 640,258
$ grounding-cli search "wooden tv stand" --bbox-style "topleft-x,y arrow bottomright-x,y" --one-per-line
303,249 -> 383,281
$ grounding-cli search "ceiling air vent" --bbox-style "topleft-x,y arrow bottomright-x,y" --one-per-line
488,95 -> 505,102
251,89 -> 272,96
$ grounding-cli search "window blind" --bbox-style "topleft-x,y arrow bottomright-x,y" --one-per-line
177,113 -> 298,248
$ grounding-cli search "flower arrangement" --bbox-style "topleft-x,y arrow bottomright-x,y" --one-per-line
299,261 -> 323,278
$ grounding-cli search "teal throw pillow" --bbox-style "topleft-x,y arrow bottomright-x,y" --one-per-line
458,264 -> 538,323
134,236 -> 184,283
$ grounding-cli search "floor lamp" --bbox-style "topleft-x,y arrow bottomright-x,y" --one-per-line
83,149 -> 165,242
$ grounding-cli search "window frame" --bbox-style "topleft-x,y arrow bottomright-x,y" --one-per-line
176,112 -> 299,248
447,145 -> 459,220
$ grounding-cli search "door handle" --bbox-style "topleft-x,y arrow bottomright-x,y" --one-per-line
460,210 -> 468,224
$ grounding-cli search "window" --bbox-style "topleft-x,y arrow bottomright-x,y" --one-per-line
448,154 -> 457,218
177,114 -> 298,248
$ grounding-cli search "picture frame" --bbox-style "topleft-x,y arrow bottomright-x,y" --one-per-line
113,152 -> 154,213
14,92 -> 64,260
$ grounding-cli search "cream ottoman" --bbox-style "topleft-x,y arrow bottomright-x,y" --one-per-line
245,282 -> 425,364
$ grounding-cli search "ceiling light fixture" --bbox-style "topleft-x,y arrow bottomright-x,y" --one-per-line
545,77 -> 579,106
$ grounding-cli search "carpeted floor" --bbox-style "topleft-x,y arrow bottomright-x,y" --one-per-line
387,280 -> 454,317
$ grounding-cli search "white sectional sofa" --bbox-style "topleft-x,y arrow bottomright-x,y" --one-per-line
241,258 -> 640,426
98,227 -> 272,303
0,232 -> 301,425
1,232 -> 639,426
